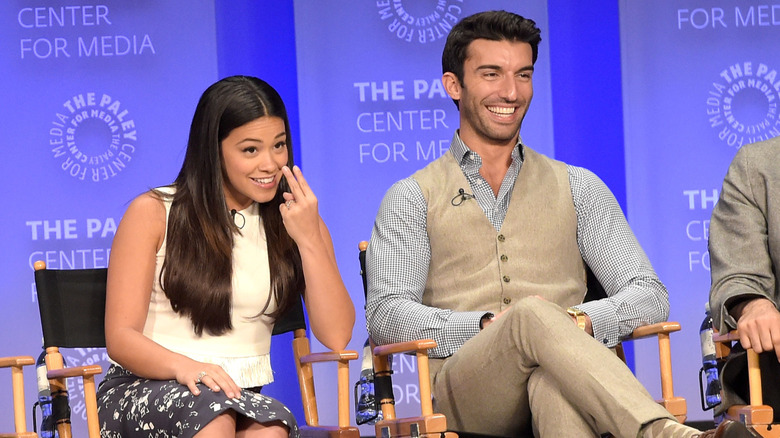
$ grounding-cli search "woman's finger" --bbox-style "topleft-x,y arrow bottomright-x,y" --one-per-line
209,372 -> 241,399
198,370 -> 241,399
215,368 -> 242,398
201,373 -> 222,393
282,166 -> 302,198
188,380 -> 201,396
292,165 -> 311,195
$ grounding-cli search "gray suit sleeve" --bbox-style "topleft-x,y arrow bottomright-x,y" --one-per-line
709,145 -> 776,333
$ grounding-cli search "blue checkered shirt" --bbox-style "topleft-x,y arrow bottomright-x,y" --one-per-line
365,132 -> 669,358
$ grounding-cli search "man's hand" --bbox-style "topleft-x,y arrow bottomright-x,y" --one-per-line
481,307 -> 510,330
481,297 -> 594,337
732,297 -> 780,361
572,313 -> 594,336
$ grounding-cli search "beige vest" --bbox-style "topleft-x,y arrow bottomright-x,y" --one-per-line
413,147 -> 587,317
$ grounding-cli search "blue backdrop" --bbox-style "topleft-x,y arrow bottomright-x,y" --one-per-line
292,1 -> 552,428
3,0 -> 776,434
1,1 -> 218,434
620,0 -> 780,422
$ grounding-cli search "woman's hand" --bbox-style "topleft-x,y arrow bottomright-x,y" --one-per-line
279,165 -> 322,247
277,166 -> 355,350
177,361 -> 241,399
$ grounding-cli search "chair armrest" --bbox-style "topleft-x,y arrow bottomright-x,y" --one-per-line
47,364 -> 103,379
629,322 -> 681,340
299,350 -> 358,364
45,364 -> 103,438
710,329 -> 771,423
624,321 -> 687,422
2,355 -> 36,435
0,356 -> 35,368
373,339 -> 437,357
371,339 -> 439,422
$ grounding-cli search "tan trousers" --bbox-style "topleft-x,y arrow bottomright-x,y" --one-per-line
431,298 -> 673,437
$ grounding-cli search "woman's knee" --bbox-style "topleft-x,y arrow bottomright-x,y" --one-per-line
236,419 -> 289,438
196,411 -> 237,437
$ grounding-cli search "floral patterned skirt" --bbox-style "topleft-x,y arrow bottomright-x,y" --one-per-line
96,365 -> 299,438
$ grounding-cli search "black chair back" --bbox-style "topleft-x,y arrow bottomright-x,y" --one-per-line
35,262 -> 305,343
35,267 -> 108,349
583,265 -> 608,303
272,293 -> 307,336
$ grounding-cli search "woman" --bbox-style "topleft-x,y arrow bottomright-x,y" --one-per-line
97,76 -> 355,437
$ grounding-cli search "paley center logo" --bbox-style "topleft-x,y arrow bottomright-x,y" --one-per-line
707,61 -> 780,149
49,92 -> 137,182
376,0 -> 465,44
63,348 -> 109,421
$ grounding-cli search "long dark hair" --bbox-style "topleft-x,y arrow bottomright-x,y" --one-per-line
159,75 -> 303,336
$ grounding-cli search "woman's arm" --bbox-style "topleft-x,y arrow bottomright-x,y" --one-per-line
104,192 -> 241,398
279,166 -> 355,350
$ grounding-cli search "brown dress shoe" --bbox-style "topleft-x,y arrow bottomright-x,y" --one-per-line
695,419 -> 754,437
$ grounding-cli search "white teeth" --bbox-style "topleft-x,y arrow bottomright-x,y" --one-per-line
253,177 -> 274,184
488,106 -> 515,115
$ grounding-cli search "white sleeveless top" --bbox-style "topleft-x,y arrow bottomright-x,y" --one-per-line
142,188 -> 275,387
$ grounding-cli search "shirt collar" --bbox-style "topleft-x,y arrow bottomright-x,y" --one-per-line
450,131 -> 526,165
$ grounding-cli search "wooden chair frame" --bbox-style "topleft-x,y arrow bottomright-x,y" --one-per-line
713,330 -> 780,438
0,355 -> 37,438
371,338 -> 455,438
623,322 -> 687,423
32,260 -> 360,438
359,241 -> 686,437
34,260 -> 103,438
293,327 -> 360,438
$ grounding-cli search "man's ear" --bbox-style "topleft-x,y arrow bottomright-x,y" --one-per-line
442,72 -> 461,101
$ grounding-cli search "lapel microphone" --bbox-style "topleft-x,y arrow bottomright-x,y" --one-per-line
230,209 -> 246,229
451,188 -> 475,206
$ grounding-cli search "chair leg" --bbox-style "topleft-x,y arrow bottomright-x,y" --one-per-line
83,375 -> 100,438
45,347 -> 74,438
11,363 -> 29,434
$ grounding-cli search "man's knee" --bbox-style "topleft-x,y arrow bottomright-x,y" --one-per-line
505,297 -> 562,324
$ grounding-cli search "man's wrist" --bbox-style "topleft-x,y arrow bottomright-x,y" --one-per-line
479,312 -> 495,330
567,307 -> 587,331
728,296 -> 771,321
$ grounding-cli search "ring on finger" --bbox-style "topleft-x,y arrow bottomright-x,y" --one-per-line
285,200 -> 295,209
195,371 -> 207,384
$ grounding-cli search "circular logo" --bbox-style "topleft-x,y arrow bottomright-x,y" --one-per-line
62,348 -> 110,421
376,0 -> 465,44
706,62 -> 780,149
48,92 -> 137,182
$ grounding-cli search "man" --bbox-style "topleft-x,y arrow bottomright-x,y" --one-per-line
709,136 -> 780,423
365,10 -> 750,438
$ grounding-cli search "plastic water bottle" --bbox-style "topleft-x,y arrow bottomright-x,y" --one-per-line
35,350 -> 56,438
354,339 -> 382,425
699,302 -> 722,410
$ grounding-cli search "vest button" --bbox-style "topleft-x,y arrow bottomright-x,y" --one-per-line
503,297 -> 511,304
500,254 -> 508,262
497,234 -> 505,242
502,275 -> 510,283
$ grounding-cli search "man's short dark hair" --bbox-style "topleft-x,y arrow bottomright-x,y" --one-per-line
442,10 -> 542,85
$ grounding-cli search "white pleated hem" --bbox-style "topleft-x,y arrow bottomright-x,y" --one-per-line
188,353 -> 274,388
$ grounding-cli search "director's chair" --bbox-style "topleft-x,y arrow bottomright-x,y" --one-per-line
358,240 -> 687,437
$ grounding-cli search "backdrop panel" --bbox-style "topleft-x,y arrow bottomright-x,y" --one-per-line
0,1 -> 218,433
620,0 -> 780,422
293,1 -> 552,431
213,0 -> 306,422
